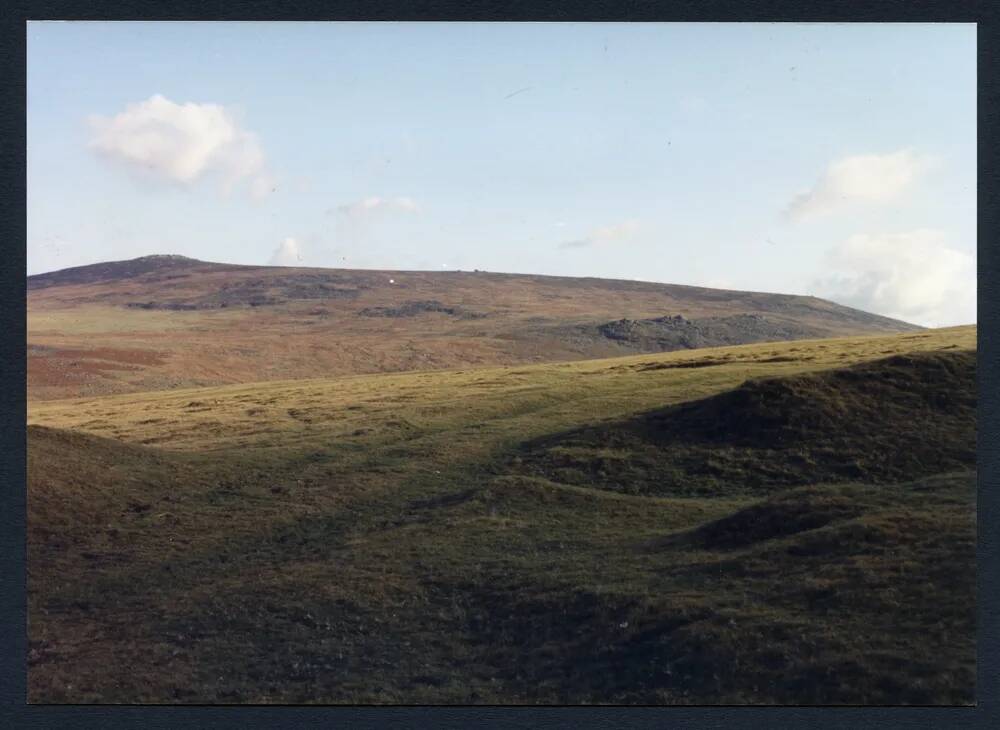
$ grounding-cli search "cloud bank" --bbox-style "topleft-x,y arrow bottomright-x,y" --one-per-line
269,237 -> 303,266
88,94 -> 273,199
560,220 -> 640,249
814,229 -> 975,328
785,149 -> 928,221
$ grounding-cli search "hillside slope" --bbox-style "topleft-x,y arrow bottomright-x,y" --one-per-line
27,327 -> 976,704
28,255 -> 921,399
514,350 -> 976,496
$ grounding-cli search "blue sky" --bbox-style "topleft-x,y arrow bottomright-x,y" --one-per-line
27,22 -> 976,326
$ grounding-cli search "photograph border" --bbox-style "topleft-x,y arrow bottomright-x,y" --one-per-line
2,1 -> 996,728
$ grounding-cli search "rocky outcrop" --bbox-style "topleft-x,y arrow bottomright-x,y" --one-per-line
359,300 -> 487,319
596,313 -> 828,351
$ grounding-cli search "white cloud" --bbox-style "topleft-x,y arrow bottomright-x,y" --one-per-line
269,237 -> 303,266
335,196 -> 421,217
785,149 -> 929,221
559,220 -> 640,249
88,94 -> 273,198
813,229 -> 975,327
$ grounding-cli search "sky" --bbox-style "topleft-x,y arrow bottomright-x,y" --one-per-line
27,22 -> 977,327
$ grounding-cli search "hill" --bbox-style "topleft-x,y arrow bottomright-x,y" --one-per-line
513,349 -> 976,496
28,254 -> 921,400
27,326 -> 976,704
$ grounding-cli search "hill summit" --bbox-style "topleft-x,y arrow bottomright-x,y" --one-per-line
28,255 -> 921,399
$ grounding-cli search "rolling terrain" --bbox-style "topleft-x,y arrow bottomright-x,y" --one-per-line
28,255 -> 920,400
27,325 -> 976,704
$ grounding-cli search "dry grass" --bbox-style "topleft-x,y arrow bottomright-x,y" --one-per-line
28,261 -> 921,400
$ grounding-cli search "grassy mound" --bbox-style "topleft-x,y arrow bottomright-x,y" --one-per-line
515,350 -> 976,497
661,486 -> 867,550
462,475 -> 975,705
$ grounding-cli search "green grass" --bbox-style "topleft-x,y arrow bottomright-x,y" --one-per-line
26,326 -> 977,704
514,349 -> 976,497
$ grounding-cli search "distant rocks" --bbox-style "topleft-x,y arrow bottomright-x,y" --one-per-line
126,301 -> 203,311
359,300 -> 487,319
124,275 -> 364,310
595,313 -> 826,351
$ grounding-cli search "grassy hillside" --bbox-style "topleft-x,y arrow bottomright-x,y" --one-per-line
515,350 -> 976,496
27,256 -> 920,400
27,326 -> 976,704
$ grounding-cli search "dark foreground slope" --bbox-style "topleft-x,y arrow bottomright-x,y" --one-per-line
28,254 -> 920,399
27,334 -> 976,705
515,350 -> 975,496
467,473 -> 975,705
